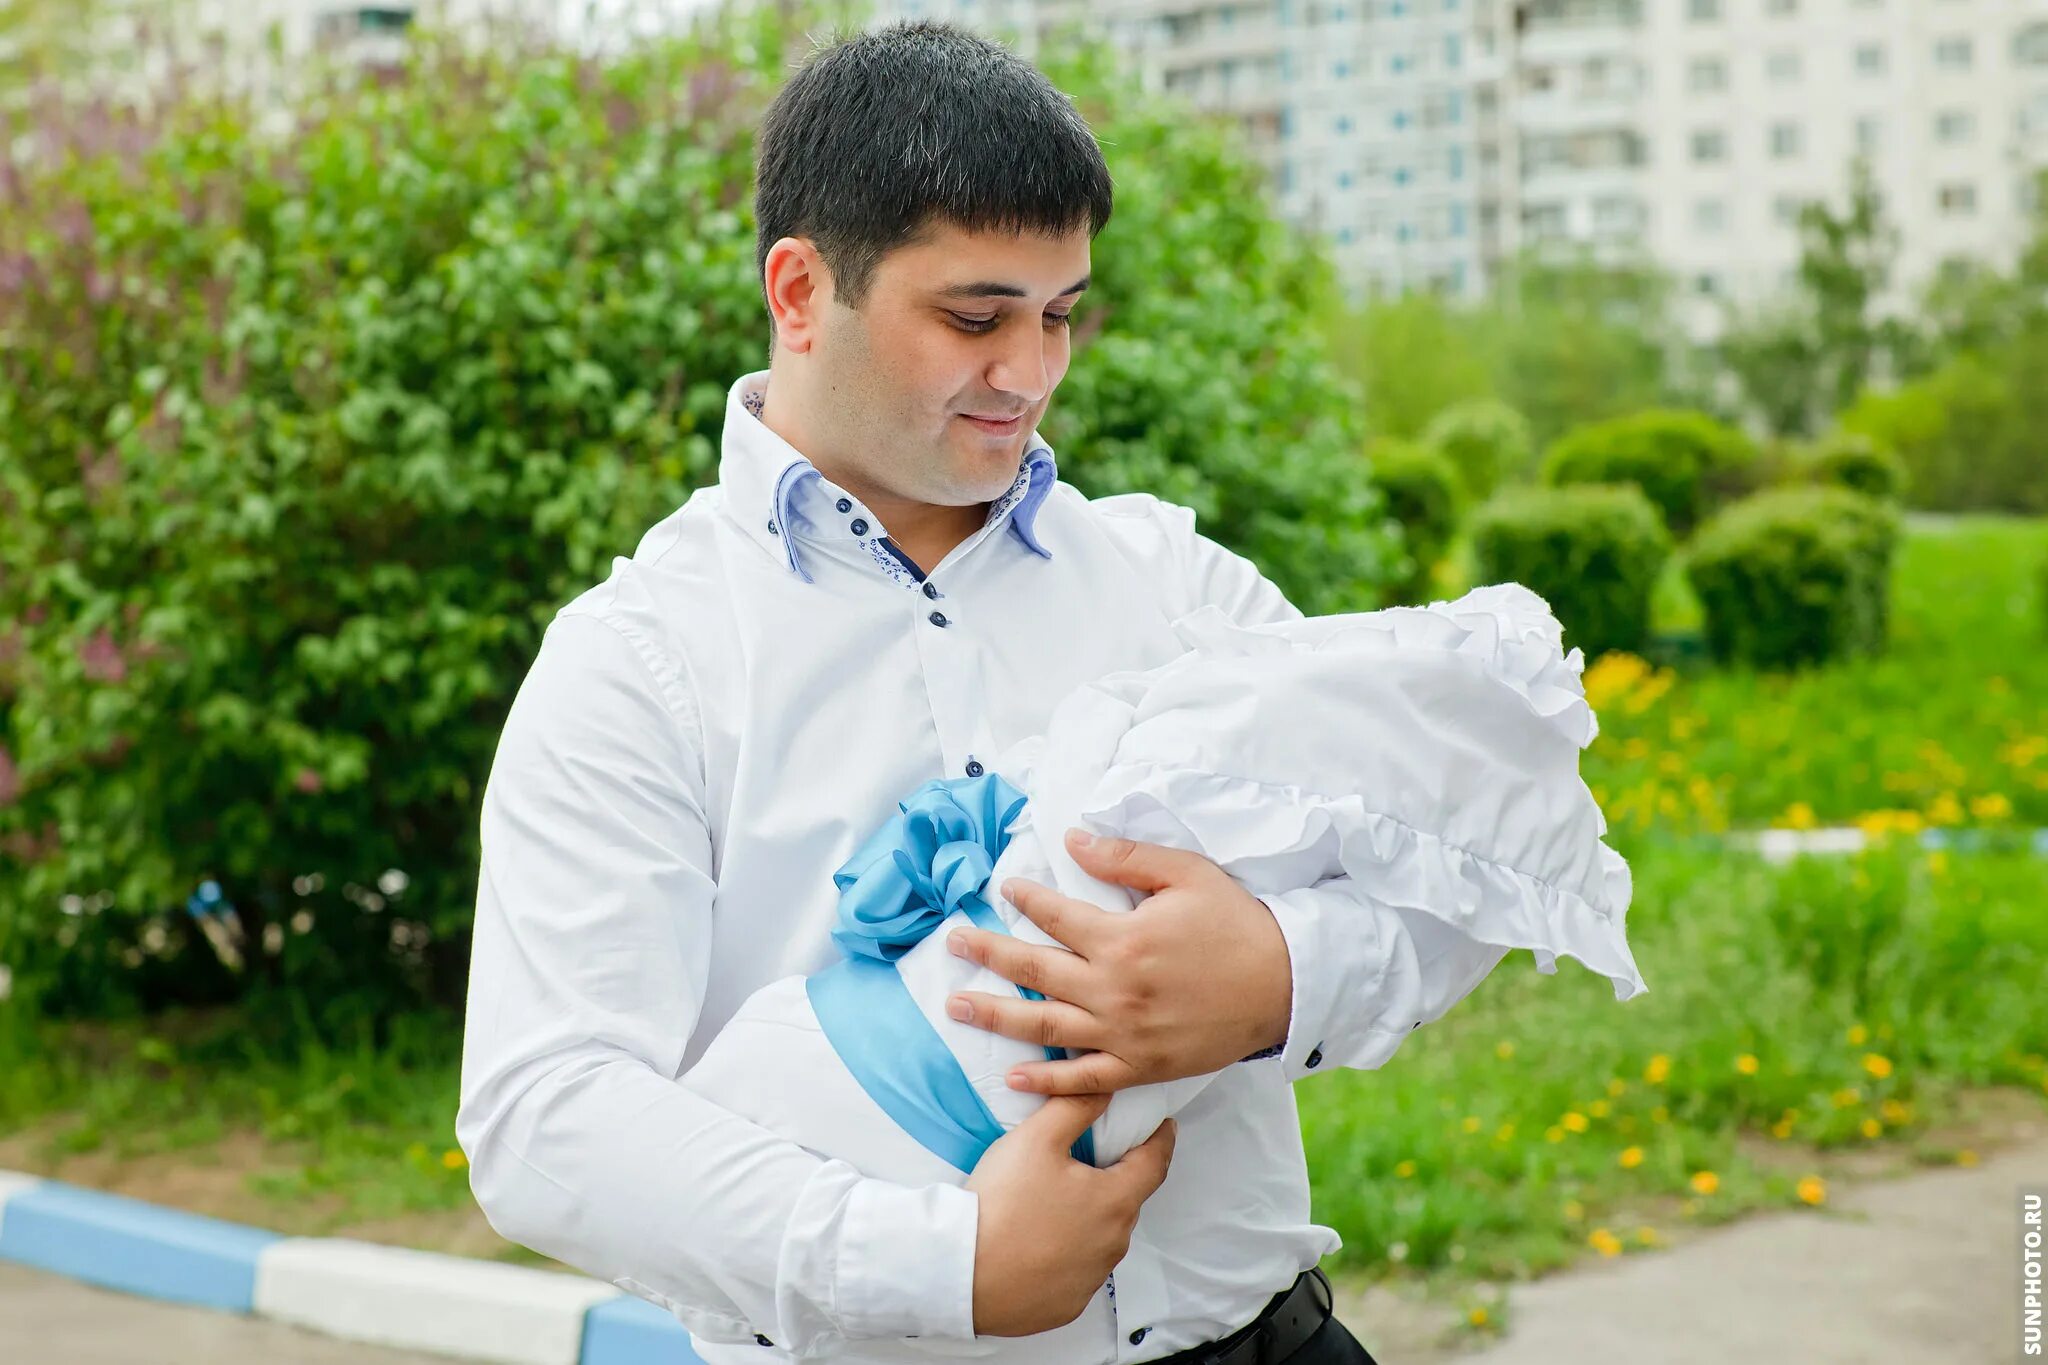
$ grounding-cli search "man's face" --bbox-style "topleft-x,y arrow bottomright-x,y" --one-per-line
810,220 -> 1090,508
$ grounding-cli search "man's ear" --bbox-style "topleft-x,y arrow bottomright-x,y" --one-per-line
762,236 -> 829,356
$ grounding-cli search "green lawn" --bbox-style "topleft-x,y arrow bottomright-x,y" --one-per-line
2,514 -> 2044,1302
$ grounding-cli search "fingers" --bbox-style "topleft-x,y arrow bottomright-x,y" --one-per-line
948,925 -> 1088,1007
1104,1116 -> 1177,1202
1004,1049 -> 1139,1096
994,876 -> 1111,956
947,989 -> 1102,1054
1064,827 -> 1208,896
1025,1090 -> 1113,1148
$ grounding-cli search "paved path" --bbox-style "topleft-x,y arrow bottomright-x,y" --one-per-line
0,1261 -> 487,1364
1335,1135 -> 2048,1364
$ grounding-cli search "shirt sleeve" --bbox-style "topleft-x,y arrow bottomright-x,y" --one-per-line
456,610 -> 990,1357
1128,493 -> 1512,1081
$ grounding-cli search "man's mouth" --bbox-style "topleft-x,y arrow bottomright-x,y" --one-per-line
960,412 -> 1026,434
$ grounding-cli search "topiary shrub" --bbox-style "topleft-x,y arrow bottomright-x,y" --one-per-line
1540,408 -> 1758,538
1469,484 -> 1673,659
1364,437 -> 1462,603
1797,432 -> 1909,502
1420,397 -> 1533,503
1682,486 -> 1900,670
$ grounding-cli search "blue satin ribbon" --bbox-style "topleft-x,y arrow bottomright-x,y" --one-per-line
806,772 -> 1098,1173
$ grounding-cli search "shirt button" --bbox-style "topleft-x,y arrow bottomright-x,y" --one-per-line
766,519 -> 778,536
1306,1045 -> 1324,1069
836,497 -> 852,513
922,582 -> 939,599
1128,1327 -> 1150,1345
754,1333 -> 774,1346
850,517 -> 869,536
965,759 -> 984,777
929,611 -> 949,627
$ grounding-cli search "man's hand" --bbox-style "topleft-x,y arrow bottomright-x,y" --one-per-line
965,1092 -> 1176,1337
944,828 -> 1294,1096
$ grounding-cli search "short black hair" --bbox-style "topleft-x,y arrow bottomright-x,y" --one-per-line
752,19 -> 1114,330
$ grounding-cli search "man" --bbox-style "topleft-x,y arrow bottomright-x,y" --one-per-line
458,19 -> 1508,1365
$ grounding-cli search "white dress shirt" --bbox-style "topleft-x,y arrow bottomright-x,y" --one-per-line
458,370 -> 1525,1364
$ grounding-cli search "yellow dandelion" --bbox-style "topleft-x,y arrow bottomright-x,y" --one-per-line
1495,1123 -> 1516,1143
1562,1199 -> 1585,1220
1606,1078 -> 1628,1098
1619,1145 -> 1645,1169
1796,1176 -> 1826,1205
1780,801 -> 1817,830
1971,792 -> 2013,821
1644,1054 -> 1671,1084
1468,1306 -> 1490,1327
1735,1054 -> 1760,1076
1957,1149 -> 1979,1167
1495,1040 -> 1516,1060
1771,1119 -> 1794,1140
1635,1226 -> 1661,1247
1546,1125 -> 1566,1143
1925,792 -> 1964,826
1462,1115 -> 1482,1134
1847,1024 -> 1868,1046
1588,1227 -> 1623,1257
1395,1159 -> 1417,1178
1860,1117 -> 1883,1139
441,1148 -> 468,1171
1588,1099 -> 1611,1119
1688,1170 -> 1719,1196
1880,1099 -> 1911,1124
1562,1111 -> 1590,1133
1832,1087 -> 1862,1108
1862,1053 -> 1893,1079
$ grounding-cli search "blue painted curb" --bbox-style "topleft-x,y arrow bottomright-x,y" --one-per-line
0,1170 -> 707,1363
0,1179 -> 280,1313
583,1294 -> 705,1363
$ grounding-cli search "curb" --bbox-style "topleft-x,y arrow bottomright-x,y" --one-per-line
0,1169 -> 704,1364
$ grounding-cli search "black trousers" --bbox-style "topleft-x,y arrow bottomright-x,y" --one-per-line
1279,1313 -> 1382,1365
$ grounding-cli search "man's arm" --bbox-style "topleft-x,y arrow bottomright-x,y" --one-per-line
1105,492 -> 1512,1082
457,610 -> 989,1357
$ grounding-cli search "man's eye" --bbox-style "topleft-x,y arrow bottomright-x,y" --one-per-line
950,313 -> 1075,333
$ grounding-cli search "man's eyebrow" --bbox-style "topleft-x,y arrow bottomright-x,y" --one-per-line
934,275 -> 1091,300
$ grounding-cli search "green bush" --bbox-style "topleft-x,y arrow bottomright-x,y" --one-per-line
1683,486 -> 1901,670
1540,408 -> 1758,538
1469,484 -> 1673,659
1364,437 -> 1461,603
0,11 -> 1398,1022
1838,345 -> 2048,514
1420,397 -> 1533,503
1796,432 -> 1908,502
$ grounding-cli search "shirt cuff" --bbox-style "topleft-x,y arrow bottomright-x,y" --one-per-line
1258,882 -> 1419,1082
828,1176 -> 992,1351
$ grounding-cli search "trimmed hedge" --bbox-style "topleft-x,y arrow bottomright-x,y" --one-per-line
1799,432 -> 1908,502
1420,397 -> 1532,504
1683,486 -> 1901,670
1540,408 -> 1757,539
1469,484 -> 1673,659
1364,437 -> 1461,603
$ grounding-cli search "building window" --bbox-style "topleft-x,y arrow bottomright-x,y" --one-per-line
1693,198 -> 1727,232
1449,203 -> 1467,237
1694,272 -> 1722,296
1446,34 -> 1461,67
1688,0 -> 1720,19
1934,110 -> 1974,144
1691,128 -> 1728,162
1334,60 -> 1349,77
1767,51 -> 1801,82
1688,56 -> 1727,92
1337,226 -> 1355,244
1937,183 -> 1977,214
1522,203 -> 1567,239
1338,169 -> 1354,188
1933,37 -> 1973,69
1448,144 -> 1465,179
1853,44 -> 1884,74
1854,115 -> 1882,154
1773,195 -> 1802,225
1769,122 -> 1802,158
1765,0 -> 1796,12
1337,115 -> 1354,134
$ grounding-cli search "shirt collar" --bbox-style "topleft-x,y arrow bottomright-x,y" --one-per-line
719,370 -> 1057,585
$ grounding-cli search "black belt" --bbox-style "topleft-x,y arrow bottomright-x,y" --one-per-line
1139,1265 -> 1336,1365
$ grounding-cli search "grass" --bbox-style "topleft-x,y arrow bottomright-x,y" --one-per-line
1,513 -> 2045,1299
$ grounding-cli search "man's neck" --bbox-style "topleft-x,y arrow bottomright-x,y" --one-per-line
754,378 -> 989,575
